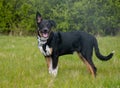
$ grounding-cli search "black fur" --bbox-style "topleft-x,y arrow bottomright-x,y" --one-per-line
36,12 -> 114,77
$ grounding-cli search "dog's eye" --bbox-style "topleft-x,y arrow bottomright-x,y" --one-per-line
47,23 -> 51,28
39,24 -> 43,29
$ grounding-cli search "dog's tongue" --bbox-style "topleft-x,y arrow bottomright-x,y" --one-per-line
43,33 -> 48,38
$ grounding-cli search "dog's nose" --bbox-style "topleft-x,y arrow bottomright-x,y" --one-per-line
43,28 -> 49,33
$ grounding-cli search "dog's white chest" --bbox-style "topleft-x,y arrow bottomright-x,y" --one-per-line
37,36 -> 52,56
38,45 -> 52,56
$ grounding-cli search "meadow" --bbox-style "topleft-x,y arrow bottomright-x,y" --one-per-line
0,36 -> 120,88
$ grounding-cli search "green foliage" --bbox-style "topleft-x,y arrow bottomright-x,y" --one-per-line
0,36 -> 120,87
0,0 -> 120,35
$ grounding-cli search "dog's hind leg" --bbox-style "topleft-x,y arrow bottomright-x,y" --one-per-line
77,52 -> 96,78
86,56 -> 97,77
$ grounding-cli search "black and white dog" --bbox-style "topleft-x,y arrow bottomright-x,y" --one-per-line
36,12 -> 114,77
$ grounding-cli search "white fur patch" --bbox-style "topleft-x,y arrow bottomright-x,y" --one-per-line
112,50 -> 115,54
45,45 -> 52,56
37,36 -> 47,46
38,45 -> 52,56
51,66 -> 58,77
38,46 -> 46,56
38,36 -> 52,56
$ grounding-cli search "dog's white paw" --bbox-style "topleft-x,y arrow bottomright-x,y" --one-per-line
49,67 -> 58,77
112,50 -> 115,54
52,67 -> 58,76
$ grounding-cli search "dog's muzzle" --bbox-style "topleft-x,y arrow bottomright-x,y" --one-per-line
40,29 -> 50,38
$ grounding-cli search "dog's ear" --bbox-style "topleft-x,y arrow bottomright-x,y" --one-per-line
49,20 -> 56,27
36,11 -> 42,24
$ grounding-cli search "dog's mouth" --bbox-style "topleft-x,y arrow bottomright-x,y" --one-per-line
39,30 -> 50,38
42,32 -> 49,38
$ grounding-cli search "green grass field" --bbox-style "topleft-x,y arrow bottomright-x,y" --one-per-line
0,36 -> 120,88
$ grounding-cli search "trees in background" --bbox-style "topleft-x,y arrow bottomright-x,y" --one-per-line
0,0 -> 120,36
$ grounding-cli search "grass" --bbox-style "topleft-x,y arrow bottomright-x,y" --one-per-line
0,36 -> 120,88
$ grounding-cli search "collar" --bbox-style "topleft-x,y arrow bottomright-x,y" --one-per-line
37,36 -> 48,46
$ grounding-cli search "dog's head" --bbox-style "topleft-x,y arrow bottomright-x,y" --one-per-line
36,12 -> 56,39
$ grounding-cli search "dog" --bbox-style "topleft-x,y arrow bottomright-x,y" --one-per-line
36,12 -> 114,77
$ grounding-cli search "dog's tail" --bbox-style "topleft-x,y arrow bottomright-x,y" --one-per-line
93,38 -> 114,61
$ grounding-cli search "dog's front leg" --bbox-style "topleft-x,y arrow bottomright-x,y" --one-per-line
45,56 -> 58,77
46,57 -> 53,74
51,55 -> 59,76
